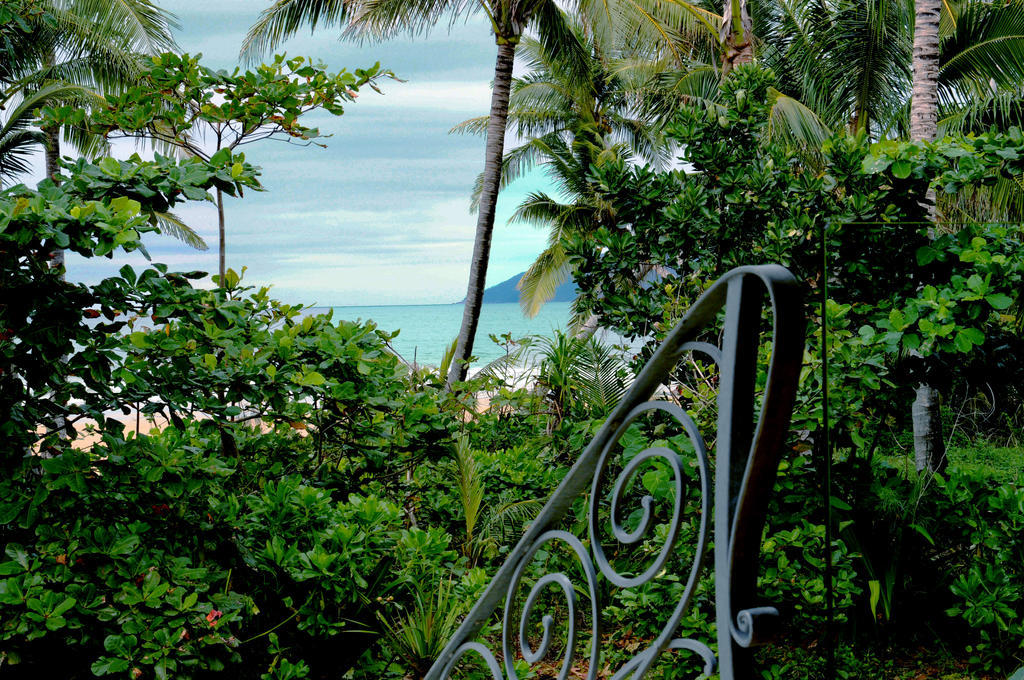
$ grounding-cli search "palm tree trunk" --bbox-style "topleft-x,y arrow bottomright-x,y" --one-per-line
447,40 -> 517,387
43,46 -> 64,274
909,0 -> 946,473
44,125 -> 64,272
910,0 -> 941,142
575,313 -> 600,339
721,0 -> 754,74
216,187 -> 226,282
44,124 -> 71,441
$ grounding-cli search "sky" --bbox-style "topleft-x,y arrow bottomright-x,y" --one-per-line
62,0 -> 553,306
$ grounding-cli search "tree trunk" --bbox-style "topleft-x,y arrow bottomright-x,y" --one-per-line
216,186 -> 226,282
721,0 -> 754,74
909,0 -> 946,473
912,383 -> 945,472
910,0 -> 941,143
575,312 -> 600,340
446,40 -> 517,387
44,126 -> 64,272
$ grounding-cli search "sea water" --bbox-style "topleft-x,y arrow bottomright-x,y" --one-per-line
314,302 -> 573,367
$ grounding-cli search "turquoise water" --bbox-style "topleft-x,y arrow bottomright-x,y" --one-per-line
313,302 -> 573,366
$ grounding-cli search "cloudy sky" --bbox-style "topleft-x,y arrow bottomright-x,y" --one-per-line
64,0 -> 552,305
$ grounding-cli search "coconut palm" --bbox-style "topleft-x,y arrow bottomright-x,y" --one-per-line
4,0 -> 178,180
639,0 -> 1024,146
910,0 -> 946,473
244,0 -> 596,387
620,0 -> 1024,475
243,0 -> 726,386
0,0 -> 189,259
454,24 -> 667,319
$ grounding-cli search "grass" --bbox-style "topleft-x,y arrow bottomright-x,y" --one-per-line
875,442 -> 1023,485
945,443 -> 1024,485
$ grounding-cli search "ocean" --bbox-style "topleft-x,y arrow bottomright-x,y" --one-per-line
313,302 -> 573,367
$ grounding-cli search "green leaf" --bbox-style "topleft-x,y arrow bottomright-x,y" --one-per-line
861,155 -> 891,174
829,495 -> 852,511
985,293 -> 1013,310
916,246 -> 938,265
5,544 -> 28,569
109,535 -> 139,556
868,579 -> 881,620
44,615 -> 67,631
231,162 -> 243,179
954,330 -> 975,353
98,157 -> 121,178
128,332 -> 150,349
890,160 -> 913,179
210,148 -> 231,165
203,353 -> 217,370
907,523 -> 935,546
92,656 -> 129,676
300,371 -> 325,386
962,327 -> 985,345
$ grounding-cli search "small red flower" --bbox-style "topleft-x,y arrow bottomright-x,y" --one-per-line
206,609 -> 223,627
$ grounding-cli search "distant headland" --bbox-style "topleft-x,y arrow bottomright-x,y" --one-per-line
456,272 -> 577,304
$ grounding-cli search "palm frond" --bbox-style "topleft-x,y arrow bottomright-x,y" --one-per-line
0,80 -> 102,183
574,338 -> 630,416
481,498 -> 542,546
449,115 -> 489,136
377,578 -> 464,675
517,243 -> 571,317
940,0 -> 1024,91
241,0 -> 349,61
344,0 -> 467,41
766,86 -> 831,154
151,211 -> 208,250
939,85 -> 1024,135
451,435 -> 484,545
0,128 -> 45,182
63,0 -> 178,54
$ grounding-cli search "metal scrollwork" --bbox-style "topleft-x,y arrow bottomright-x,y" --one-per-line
426,265 -> 805,680
502,531 -> 600,680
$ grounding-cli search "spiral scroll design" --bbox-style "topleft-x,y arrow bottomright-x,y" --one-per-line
731,606 -> 780,648
588,400 -> 711,590
502,531 -> 600,680
426,266 -> 805,680
435,642 -> 503,680
586,398 -> 714,679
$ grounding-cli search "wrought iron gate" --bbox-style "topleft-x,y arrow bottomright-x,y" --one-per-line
427,265 -> 805,680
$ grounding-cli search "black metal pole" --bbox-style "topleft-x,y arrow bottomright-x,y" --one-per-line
821,219 -> 835,675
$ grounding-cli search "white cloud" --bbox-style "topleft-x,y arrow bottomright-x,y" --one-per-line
358,80 -> 491,113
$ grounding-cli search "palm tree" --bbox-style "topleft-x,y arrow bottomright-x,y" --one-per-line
621,0 -> 1024,475
6,0 -> 178,178
454,25 -> 666,321
641,1 -> 1024,145
909,0 -> 946,473
242,0 -> 727,385
0,0 -> 181,265
0,82 -> 91,183
244,0 -> 596,387
721,0 -> 754,72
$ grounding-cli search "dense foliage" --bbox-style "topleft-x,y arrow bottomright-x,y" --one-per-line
1,7 -> 1023,680
570,67 -> 1024,459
